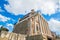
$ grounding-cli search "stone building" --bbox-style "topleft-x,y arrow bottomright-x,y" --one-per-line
13,10 -> 53,40
51,32 -> 56,40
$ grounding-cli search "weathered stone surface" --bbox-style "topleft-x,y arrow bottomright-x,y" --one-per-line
26,35 -> 43,40
0,31 -> 26,40
0,37 -> 8,40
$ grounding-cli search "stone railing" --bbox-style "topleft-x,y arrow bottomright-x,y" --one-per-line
0,31 -> 27,40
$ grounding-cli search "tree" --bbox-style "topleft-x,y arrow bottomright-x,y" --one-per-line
0,26 -> 9,32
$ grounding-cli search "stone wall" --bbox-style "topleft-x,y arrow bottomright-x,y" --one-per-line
0,31 -> 27,40
26,35 -> 43,40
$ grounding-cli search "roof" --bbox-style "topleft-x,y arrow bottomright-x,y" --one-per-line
17,9 -> 48,25
19,10 -> 36,22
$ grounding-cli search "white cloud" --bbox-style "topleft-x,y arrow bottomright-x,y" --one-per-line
0,25 -> 2,28
6,23 -> 14,32
58,0 -> 60,12
48,18 -> 60,33
0,14 -> 10,22
40,1 -> 58,15
4,0 -> 58,15
6,23 -> 13,30
7,23 -> 13,28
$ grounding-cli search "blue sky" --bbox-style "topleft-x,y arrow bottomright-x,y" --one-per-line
0,0 -> 60,35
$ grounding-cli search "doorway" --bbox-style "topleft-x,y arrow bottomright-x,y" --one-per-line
47,37 -> 52,40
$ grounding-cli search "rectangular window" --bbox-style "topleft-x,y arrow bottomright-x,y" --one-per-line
36,25 -> 39,31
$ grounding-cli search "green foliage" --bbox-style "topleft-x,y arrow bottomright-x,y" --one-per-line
0,26 -> 9,32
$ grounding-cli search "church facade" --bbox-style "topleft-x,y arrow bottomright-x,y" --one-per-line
13,10 -> 54,40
